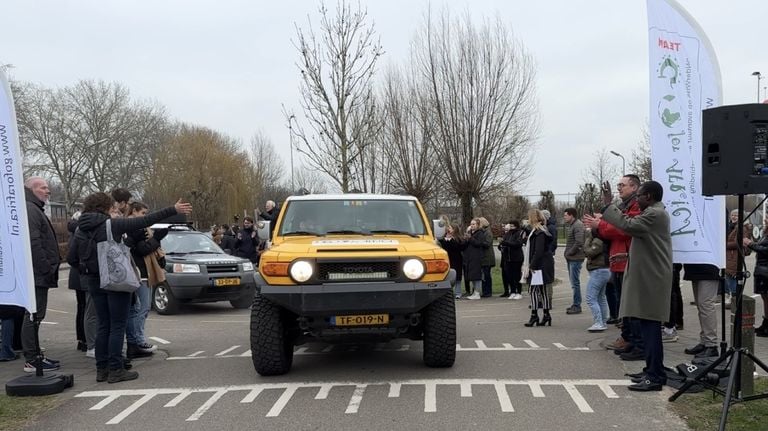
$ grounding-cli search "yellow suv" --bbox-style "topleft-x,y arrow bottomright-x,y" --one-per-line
250,194 -> 456,375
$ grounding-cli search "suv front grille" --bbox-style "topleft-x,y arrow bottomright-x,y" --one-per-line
317,261 -> 399,282
207,264 -> 239,274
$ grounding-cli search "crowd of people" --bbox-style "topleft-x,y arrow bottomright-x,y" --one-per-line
2,175 -> 768,393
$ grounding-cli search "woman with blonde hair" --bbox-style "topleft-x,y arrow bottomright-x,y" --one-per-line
524,209 -> 556,327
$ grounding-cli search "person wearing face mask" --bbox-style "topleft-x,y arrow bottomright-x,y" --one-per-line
234,216 -> 261,263
499,220 -> 526,299
463,218 -> 489,300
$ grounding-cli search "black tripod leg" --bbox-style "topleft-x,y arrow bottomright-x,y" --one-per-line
718,352 -> 741,431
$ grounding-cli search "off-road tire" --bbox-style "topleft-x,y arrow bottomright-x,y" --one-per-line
250,294 -> 294,376
230,291 -> 253,309
422,292 -> 456,368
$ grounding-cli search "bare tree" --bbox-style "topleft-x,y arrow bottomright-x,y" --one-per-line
413,10 -> 539,223
378,66 -> 440,202
248,130 -> 284,197
574,183 -> 601,217
294,163 -> 329,194
289,1 -> 384,192
582,147 -> 620,188
630,126 -> 652,181
14,83 -> 90,212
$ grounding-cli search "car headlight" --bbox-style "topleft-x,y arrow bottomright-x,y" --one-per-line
173,263 -> 200,273
289,260 -> 313,283
242,262 -> 254,272
403,258 -> 425,280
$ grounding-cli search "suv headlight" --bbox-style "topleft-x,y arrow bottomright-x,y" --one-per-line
289,260 -> 313,283
403,258 -> 425,280
173,263 -> 200,273
242,262 -> 254,272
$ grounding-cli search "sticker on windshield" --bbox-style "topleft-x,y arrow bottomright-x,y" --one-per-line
312,239 -> 400,246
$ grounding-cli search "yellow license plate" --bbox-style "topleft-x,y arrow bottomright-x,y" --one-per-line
214,278 -> 240,286
332,314 -> 390,326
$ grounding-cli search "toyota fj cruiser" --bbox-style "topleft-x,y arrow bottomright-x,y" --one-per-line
250,194 -> 456,376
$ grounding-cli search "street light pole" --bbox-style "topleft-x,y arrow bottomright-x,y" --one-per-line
288,115 -> 296,192
752,71 -> 762,103
610,150 -> 626,176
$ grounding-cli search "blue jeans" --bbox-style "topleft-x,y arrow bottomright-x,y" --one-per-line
567,260 -> 583,306
586,268 -> 611,325
724,275 -> 737,296
126,281 -> 151,345
1,318 -> 15,360
86,276 -> 132,370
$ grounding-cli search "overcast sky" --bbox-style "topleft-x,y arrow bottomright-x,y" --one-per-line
3,0 -> 766,197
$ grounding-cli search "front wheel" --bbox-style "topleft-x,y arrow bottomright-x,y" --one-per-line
250,295 -> 293,376
152,283 -> 180,315
422,292 -> 457,368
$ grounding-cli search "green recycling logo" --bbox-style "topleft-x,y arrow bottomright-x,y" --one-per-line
658,94 -> 682,128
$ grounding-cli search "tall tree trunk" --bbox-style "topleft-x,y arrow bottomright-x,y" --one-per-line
460,193 -> 473,226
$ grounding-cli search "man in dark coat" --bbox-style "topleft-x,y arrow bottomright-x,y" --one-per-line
22,177 -> 61,372
220,224 -> 237,253
234,217 -> 261,263
258,200 -> 280,237
593,180 -> 673,392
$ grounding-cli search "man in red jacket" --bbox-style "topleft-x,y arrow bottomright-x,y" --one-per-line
585,174 -> 642,357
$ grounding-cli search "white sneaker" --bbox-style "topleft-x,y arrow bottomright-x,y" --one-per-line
516,294 -> 524,300
587,323 -> 607,332
662,327 -> 679,343
466,292 -> 481,300
85,348 -> 95,358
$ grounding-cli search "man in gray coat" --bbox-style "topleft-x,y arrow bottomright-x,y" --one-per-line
595,180 -> 672,391
22,177 -> 61,372
563,208 -> 586,314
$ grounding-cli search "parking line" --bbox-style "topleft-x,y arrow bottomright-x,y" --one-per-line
107,394 -> 156,425
267,385 -> 299,417
47,308 -> 70,314
563,384 -> 593,413
345,385 -> 367,414
187,390 -> 227,421
215,346 -> 240,356
150,337 -> 171,345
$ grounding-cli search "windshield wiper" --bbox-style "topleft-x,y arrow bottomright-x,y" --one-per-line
326,229 -> 372,236
283,230 -> 325,237
369,229 -> 419,238
187,250 -> 220,254
166,251 -> 188,256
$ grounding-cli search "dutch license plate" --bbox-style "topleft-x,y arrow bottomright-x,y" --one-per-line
332,314 -> 389,326
214,278 -> 240,286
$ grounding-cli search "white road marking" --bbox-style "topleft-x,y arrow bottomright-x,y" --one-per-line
75,379 -> 631,424
41,322 -> 58,325
189,351 -> 205,357
345,384 -> 367,414
474,340 -> 488,349
239,350 -> 251,357
187,390 -> 228,421
524,340 -> 540,348
267,385 -> 299,417
215,346 -> 240,356
150,337 -> 171,345
553,343 -> 589,351
47,308 -> 70,314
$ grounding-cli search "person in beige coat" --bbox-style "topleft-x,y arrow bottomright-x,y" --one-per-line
586,180 -> 672,392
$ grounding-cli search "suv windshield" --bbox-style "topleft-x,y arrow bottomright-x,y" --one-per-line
279,199 -> 427,236
163,232 -> 225,254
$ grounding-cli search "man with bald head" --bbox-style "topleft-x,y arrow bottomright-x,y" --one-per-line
22,177 -> 61,372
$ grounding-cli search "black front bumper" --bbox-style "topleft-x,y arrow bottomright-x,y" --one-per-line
256,270 -> 455,316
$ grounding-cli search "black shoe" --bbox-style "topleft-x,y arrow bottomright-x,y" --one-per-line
480,294 -> 492,298
566,305 -> 582,315
538,314 -> 552,326
96,368 -> 108,382
694,346 -> 719,359
524,314 -> 540,327
500,292 -> 510,297
77,341 -> 87,352
614,344 -> 634,355
108,368 -> 139,384
123,357 -> 132,370
757,328 -> 768,338
605,318 -> 620,325
126,344 -> 154,359
630,375 -> 646,384
628,379 -> 663,392
620,348 -> 645,361
684,343 -> 706,355
625,371 -> 646,379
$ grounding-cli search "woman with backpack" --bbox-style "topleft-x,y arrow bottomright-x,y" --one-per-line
70,192 -> 191,384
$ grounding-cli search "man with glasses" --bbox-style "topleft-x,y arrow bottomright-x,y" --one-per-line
585,175 -> 644,360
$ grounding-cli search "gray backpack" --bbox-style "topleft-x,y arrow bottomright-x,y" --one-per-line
98,219 -> 141,292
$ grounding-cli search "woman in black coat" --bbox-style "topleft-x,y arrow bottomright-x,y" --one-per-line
66,213 -> 90,352
525,209 -> 555,327
463,218 -> 489,300
499,220 -> 526,299
439,223 -> 466,299
70,192 -> 191,383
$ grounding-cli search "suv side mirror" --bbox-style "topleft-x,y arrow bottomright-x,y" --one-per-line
432,219 -> 446,240
257,220 -> 271,243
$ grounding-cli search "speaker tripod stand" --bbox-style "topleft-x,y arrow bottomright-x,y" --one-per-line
668,194 -> 768,431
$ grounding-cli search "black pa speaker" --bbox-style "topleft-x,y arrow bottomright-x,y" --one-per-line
702,103 -> 768,196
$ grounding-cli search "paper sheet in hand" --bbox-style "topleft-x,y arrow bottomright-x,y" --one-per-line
531,270 -> 543,285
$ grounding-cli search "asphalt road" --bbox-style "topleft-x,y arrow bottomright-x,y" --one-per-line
2,255 -> 765,431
